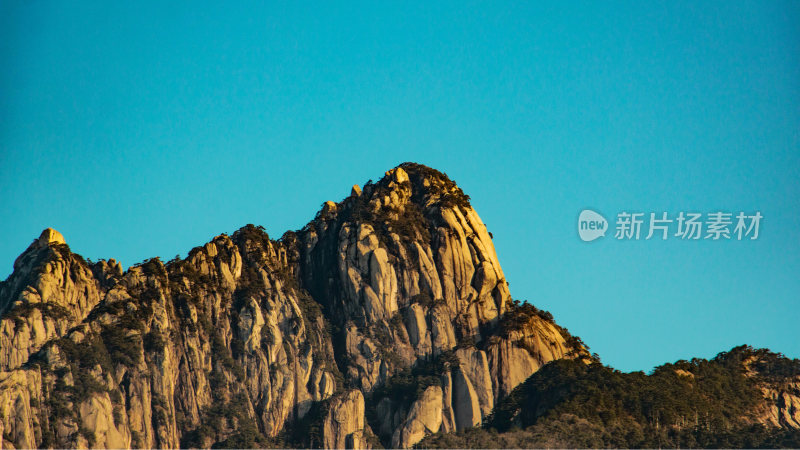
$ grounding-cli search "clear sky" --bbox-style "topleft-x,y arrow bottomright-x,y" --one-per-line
1,1 -> 798,372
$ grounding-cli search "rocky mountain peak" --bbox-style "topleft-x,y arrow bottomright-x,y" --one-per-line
37,228 -> 66,246
369,163 -> 472,211
2,165 -> 794,449
310,163 -> 472,227
12,228 -> 68,274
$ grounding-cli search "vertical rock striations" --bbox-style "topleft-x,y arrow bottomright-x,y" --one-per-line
11,163 -> 770,449
0,226 -> 341,449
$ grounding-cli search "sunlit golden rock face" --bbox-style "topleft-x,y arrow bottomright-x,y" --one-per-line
38,228 -> 66,246
6,163 -> 751,450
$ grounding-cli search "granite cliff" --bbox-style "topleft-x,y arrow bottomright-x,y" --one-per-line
0,164 -> 588,449
0,163 -> 796,449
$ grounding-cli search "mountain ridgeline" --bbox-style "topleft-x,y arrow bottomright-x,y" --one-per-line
0,163 -> 797,449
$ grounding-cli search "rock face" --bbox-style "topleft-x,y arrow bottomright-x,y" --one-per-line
758,381 -> 800,429
0,223 -> 346,449
391,386 -> 443,449
745,355 -> 800,430
289,164 -> 590,446
15,163 -> 796,449
322,390 -> 366,449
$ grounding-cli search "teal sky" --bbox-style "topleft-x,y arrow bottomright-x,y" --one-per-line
1,1 -> 798,372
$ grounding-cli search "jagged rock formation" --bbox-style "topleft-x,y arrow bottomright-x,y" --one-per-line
0,224 -> 340,449
0,164 -> 588,449
746,354 -> 800,430
1,163 -> 794,449
391,385 -> 442,448
758,382 -> 800,429
0,228 -> 108,372
321,390 -> 365,449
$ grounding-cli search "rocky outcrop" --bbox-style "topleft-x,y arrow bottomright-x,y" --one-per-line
0,369 -> 42,450
391,385 -> 443,449
78,393 -> 132,449
486,312 -> 578,399
0,225 -> 344,449
744,355 -> 800,429
322,390 -> 367,449
0,164 -> 592,449
758,381 -> 800,429
291,164 -> 593,447
0,229 -> 110,372
454,347 -> 493,424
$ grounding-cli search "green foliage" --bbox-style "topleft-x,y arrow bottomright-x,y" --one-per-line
418,426 -> 523,449
136,257 -> 168,283
211,333 -> 245,381
495,299 -> 556,337
471,346 -> 800,449
287,398 -> 330,448
33,334 -> 116,447
51,243 -> 88,270
343,168 -> 436,249
409,293 -> 445,310
367,351 -> 460,446
101,325 -> 141,366
297,289 -> 324,326
71,370 -> 108,403
232,224 -> 272,249
232,267 -> 263,310
39,425 -> 57,448
736,346 -> 800,380
4,302 -> 70,330
490,299 -> 591,359
197,310 -> 214,336
421,416 -> 800,449
110,390 -> 125,425
52,334 -> 114,375
143,328 -> 167,353
170,257 -> 212,286
562,332 -> 589,356
376,201 -> 431,243
389,311 -> 405,331
130,431 -> 144,449
276,266 -> 301,291
398,162 -> 472,210
362,322 -> 403,369
48,384 -> 73,419
79,425 -> 97,447
182,392 -> 274,449
151,395 -> 170,430
421,347 -> 800,448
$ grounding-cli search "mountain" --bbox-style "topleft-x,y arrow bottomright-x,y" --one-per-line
420,346 -> 800,448
0,163 -> 797,449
